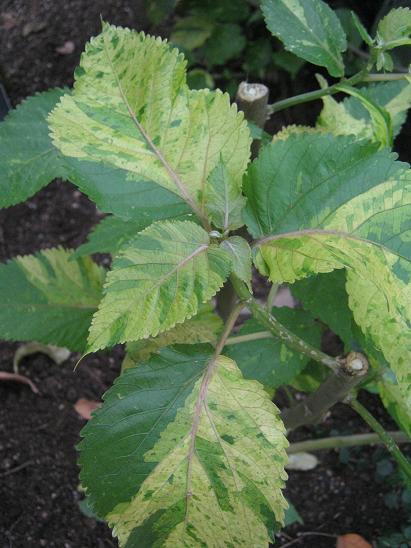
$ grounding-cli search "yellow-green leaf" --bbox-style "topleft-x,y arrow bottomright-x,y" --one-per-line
49,24 -> 250,224
105,353 -> 288,546
87,220 -> 231,352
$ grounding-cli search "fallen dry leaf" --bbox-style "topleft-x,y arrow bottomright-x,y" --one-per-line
336,533 -> 372,548
74,398 -> 101,420
0,371 -> 39,394
56,40 -> 75,55
13,341 -> 70,373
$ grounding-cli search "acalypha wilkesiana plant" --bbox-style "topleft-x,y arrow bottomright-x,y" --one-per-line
1,0 -> 411,545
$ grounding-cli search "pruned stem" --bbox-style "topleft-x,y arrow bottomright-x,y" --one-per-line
281,353 -> 369,431
287,431 -> 409,454
236,81 -> 269,158
230,274 -> 340,372
350,398 -> 411,482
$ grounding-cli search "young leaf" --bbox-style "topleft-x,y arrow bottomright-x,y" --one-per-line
377,7 -> 411,50
318,81 -> 411,142
204,160 -> 246,231
220,236 -> 252,289
246,134 -> 411,417
0,89 -> 67,208
225,307 -> 322,392
87,220 -> 231,352
72,216 -> 150,259
81,347 -> 288,546
261,0 -> 347,77
49,24 -> 251,223
351,11 -> 373,46
0,248 -> 105,352
122,304 -> 222,368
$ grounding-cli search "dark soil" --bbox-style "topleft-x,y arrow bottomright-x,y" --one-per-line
0,1 -> 410,547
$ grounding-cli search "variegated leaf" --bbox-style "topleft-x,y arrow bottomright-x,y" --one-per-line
49,24 -> 251,224
0,248 -> 105,351
220,236 -> 252,289
246,134 -> 411,425
122,304 -> 222,368
204,160 -> 246,231
317,81 -> 411,142
81,346 -> 288,546
261,0 -> 346,77
87,220 -> 231,352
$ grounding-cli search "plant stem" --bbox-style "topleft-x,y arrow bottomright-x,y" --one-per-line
225,330 -> 272,346
214,301 -> 245,356
281,353 -> 369,431
268,70 -> 366,114
350,398 -> 411,482
364,72 -> 410,81
236,81 -> 269,158
266,283 -> 279,311
230,274 -> 340,372
287,431 -> 409,454
268,69 -> 410,114
217,81 -> 269,321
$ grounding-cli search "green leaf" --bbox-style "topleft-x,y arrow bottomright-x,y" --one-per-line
220,236 -> 252,290
225,307 -> 322,392
191,0 -> 250,23
318,81 -> 411,142
187,69 -> 214,90
291,270 -> 356,350
0,90 -> 191,223
0,89 -> 67,208
81,348 -> 288,546
292,270 -> 411,429
379,375 -> 411,439
49,24 -> 250,222
261,0 -> 347,77
122,304 -> 222,368
244,134 -> 405,239
0,248 -> 105,352
72,216 -> 150,259
65,158 -> 191,222
246,134 -> 411,422
377,8 -> 411,50
335,84 -> 393,148
202,23 -> 246,66
144,0 -> 177,24
80,345 -> 214,518
204,160 -> 246,231
87,220 -> 231,352
350,11 -> 373,46
170,15 -> 213,51
272,50 -> 306,79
